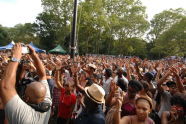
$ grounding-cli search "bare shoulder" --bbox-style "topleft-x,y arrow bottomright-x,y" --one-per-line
147,117 -> 155,124
120,116 -> 131,124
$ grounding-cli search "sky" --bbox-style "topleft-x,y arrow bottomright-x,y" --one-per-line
0,0 -> 43,27
141,0 -> 186,19
0,0 -> 186,27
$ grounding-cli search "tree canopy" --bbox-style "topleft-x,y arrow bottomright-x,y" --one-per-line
0,0 -> 186,59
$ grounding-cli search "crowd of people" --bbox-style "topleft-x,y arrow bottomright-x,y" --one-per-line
0,43 -> 186,124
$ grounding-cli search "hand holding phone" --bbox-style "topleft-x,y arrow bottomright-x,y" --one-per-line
21,43 -> 30,54
22,46 -> 30,54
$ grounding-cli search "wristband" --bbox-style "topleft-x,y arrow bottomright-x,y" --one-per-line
11,57 -> 20,63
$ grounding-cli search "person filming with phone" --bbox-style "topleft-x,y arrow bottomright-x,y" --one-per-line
0,43 -> 52,124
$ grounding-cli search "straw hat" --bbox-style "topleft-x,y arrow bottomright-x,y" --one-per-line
85,83 -> 105,104
88,64 -> 97,70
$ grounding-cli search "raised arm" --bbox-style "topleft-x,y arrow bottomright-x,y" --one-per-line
0,43 -> 22,104
113,91 -> 124,124
161,111 -> 169,124
74,73 -> 85,93
125,63 -> 131,81
155,68 -> 161,82
171,67 -> 185,93
28,45 -> 46,81
157,69 -> 171,92
134,63 -> 143,80
54,70 -> 63,89
105,81 -> 117,106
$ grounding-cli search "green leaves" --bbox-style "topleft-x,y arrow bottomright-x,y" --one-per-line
149,9 -> 186,58
148,8 -> 185,40
1,0 -> 185,59
1,23 -> 38,45
77,0 -> 149,55
34,0 -> 74,50
0,25 -> 10,45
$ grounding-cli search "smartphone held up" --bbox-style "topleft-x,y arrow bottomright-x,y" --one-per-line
21,44 -> 30,54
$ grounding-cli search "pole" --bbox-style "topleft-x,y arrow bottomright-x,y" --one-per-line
70,0 -> 78,59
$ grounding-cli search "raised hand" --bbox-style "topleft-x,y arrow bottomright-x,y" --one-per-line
27,45 -> 36,54
12,43 -> 22,60
170,67 -> 179,77
74,72 -> 79,85
115,91 -> 125,109
110,80 -> 117,93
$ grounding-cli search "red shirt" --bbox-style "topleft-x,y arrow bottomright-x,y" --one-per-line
58,88 -> 76,119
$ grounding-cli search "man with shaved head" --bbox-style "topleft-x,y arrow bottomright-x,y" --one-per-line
0,43 -> 52,124
25,82 -> 47,104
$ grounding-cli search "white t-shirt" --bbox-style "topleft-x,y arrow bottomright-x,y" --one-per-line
114,75 -> 129,85
158,91 -> 172,117
5,80 -> 52,124
102,77 -> 113,95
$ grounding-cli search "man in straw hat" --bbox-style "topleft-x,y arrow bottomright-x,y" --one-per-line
74,83 -> 105,124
